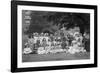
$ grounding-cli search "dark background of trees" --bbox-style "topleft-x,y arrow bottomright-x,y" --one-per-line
24,11 -> 90,35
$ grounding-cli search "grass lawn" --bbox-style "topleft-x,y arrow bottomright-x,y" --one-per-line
22,52 -> 90,62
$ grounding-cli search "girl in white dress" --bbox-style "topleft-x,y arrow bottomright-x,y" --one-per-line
68,40 -> 79,54
23,45 -> 32,54
37,45 -> 45,54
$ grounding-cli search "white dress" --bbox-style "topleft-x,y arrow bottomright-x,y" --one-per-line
34,36 -> 38,44
68,40 -> 79,54
37,47 -> 45,54
23,47 -> 32,54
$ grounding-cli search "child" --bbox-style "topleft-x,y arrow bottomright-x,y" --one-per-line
37,45 -> 45,54
68,40 -> 79,54
23,45 -> 32,54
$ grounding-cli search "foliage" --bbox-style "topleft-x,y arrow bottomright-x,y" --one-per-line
25,11 -> 90,35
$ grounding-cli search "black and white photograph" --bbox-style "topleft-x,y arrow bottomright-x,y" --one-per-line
11,1 -> 97,72
22,10 -> 90,62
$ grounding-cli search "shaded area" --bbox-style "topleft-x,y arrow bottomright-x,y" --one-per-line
23,11 -> 90,35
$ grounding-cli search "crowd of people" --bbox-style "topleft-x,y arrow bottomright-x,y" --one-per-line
23,28 -> 90,55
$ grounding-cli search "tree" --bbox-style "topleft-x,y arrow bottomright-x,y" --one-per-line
25,11 -> 90,35
44,12 -> 90,34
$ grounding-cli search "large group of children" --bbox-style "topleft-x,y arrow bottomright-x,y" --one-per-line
23,30 -> 89,55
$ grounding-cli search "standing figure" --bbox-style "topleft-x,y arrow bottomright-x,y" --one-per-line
61,36 -> 67,50
42,38 -> 47,51
83,32 -> 90,52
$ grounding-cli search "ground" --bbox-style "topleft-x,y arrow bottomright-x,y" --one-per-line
22,52 -> 90,62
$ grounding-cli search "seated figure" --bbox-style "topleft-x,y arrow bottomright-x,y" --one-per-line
68,40 -> 85,54
23,45 -> 32,54
37,46 -> 45,54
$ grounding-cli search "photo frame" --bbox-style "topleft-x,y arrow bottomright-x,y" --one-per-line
11,0 -> 97,72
